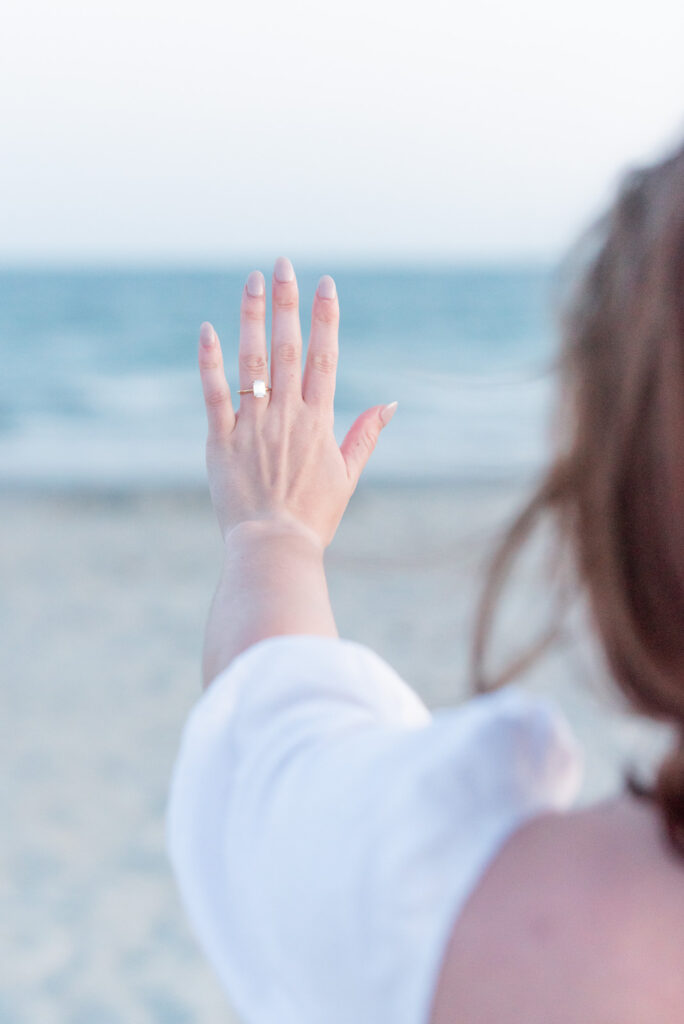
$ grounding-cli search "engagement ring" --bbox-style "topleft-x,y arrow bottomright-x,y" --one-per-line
237,379 -> 272,398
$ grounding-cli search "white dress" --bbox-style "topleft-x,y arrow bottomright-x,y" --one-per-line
166,634 -> 583,1024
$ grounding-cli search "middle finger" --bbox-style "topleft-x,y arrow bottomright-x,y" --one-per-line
270,256 -> 303,405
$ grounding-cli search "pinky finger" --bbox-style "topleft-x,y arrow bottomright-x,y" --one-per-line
198,322 -> 236,438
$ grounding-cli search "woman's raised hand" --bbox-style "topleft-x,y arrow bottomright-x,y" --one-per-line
198,257 -> 397,550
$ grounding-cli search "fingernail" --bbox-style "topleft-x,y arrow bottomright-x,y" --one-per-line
246,270 -> 264,297
200,322 -> 214,347
380,401 -> 398,426
274,256 -> 295,283
317,275 -> 336,300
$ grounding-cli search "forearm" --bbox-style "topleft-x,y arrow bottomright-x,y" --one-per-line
202,518 -> 339,688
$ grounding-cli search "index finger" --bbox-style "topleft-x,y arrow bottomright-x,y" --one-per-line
302,275 -> 339,413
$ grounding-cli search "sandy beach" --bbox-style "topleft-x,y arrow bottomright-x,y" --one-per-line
2,479 -> 675,1023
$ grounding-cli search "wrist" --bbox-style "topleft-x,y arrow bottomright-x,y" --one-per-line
223,516 -> 325,558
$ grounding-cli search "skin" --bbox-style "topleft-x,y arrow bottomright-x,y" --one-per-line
197,258 -> 684,1022
198,256 -> 395,685
430,794 -> 684,1023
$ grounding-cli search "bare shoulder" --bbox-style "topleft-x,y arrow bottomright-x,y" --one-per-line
430,794 -> 684,1024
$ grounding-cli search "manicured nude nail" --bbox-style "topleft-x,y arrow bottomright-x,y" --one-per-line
246,270 -> 264,297
317,275 -> 336,300
200,322 -> 215,346
380,401 -> 398,425
274,256 -> 295,283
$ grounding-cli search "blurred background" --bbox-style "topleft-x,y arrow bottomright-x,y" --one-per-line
1,1 -> 682,1021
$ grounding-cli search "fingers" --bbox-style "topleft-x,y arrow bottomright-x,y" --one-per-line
198,322 -> 236,438
238,270 -> 269,412
270,256 -> 302,403
340,403 -> 398,491
303,275 -> 339,413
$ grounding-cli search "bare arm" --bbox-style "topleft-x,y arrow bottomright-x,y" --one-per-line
202,518 -> 338,688
196,257 -> 397,687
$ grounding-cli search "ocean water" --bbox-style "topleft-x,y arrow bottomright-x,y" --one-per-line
0,265 -> 562,488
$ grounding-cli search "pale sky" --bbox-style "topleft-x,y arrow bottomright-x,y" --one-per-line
2,0 -> 683,264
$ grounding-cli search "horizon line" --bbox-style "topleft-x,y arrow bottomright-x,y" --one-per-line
0,252 -> 561,273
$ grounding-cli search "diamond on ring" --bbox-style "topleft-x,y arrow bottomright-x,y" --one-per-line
252,379 -> 267,398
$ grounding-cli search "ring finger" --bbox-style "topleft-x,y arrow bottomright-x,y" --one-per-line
238,270 -> 270,412
270,256 -> 302,405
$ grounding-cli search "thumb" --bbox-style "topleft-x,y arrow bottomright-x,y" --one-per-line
340,401 -> 398,490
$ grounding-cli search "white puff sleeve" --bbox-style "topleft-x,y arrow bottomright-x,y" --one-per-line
166,634 -> 583,1024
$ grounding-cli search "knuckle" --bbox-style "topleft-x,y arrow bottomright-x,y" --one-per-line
274,293 -> 299,312
240,353 -> 268,374
205,386 -> 228,408
198,355 -> 221,371
314,303 -> 339,325
276,341 -> 300,364
241,304 -> 265,324
311,350 -> 338,375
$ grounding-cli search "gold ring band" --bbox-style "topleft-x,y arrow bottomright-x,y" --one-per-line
237,379 -> 272,397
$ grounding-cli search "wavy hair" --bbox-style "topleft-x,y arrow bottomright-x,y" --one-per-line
472,135 -> 684,857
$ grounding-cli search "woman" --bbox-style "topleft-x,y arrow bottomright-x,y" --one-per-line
167,138 -> 684,1023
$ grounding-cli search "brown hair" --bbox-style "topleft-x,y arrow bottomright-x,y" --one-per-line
471,135 -> 684,858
